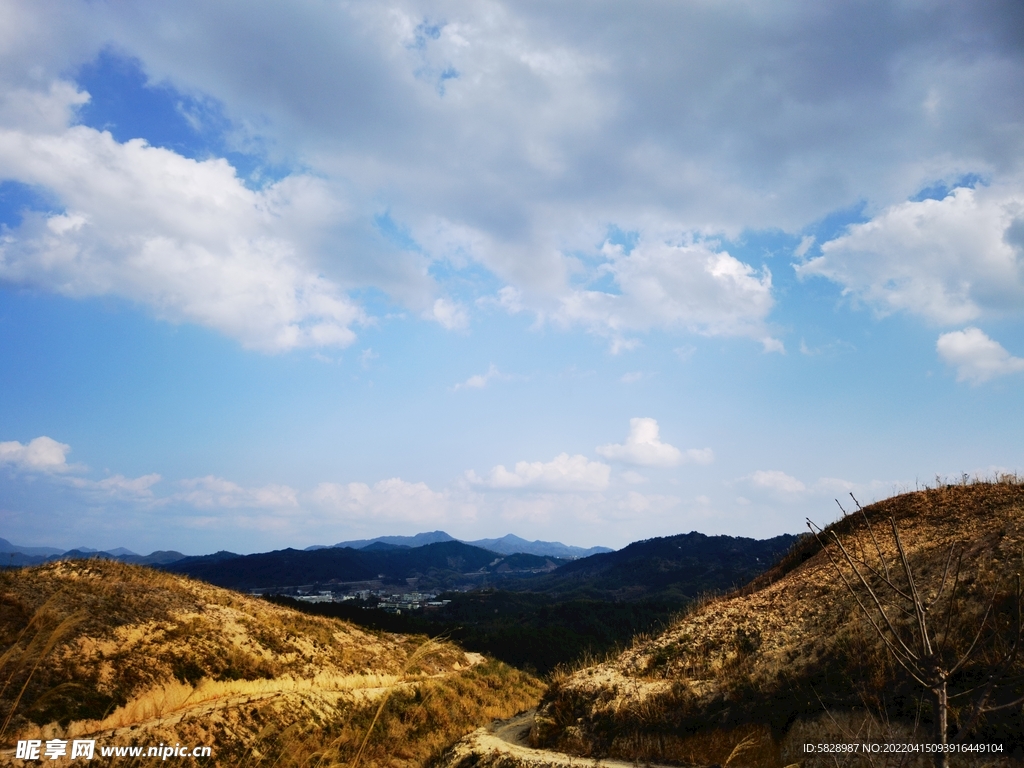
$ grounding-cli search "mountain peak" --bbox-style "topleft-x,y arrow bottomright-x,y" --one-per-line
330,531 -> 457,550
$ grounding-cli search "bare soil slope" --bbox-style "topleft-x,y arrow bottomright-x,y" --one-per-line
0,560 -> 543,766
530,481 -> 1024,766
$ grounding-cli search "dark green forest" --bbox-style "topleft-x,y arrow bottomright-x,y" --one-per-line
266,590 -> 681,675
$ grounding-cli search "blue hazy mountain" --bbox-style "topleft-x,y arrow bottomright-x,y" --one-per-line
0,540 -> 186,568
315,531 -> 612,559
327,531 -> 457,550
0,538 -> 65,557
466,534 -> 612,559
165,541 -> 564,590
2,530 -> 609,565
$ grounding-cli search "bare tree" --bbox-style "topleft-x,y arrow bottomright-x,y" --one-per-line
808,495 -> 1024,768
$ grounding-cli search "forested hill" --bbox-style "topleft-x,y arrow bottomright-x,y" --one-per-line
163,530 -> 803,600
517,531 -> 803,601
163,540 -> 562,590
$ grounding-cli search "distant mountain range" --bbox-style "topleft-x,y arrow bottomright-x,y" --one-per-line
325,531 -> 456,550
469,534 -> 612,558
164,541 -> 565,591
319,531 -> 613,559
0,537 -> 65,557
1,531 -> 611,569
0,538 -> 187,567
160,530 -> 803,600
4,529 -> 805,606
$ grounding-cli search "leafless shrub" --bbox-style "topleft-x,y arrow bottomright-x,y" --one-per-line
809,494 -> 1024,768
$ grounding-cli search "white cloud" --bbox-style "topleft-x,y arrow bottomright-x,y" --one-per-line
614,491 -> 682,520
749,470 -> 807,494
814,477 -> 858,495
743,472 -> 879,502
800,186 -> 1024,324
0,435 -> 164,501
0,436 -> 72,473
555,240 -> 778,349
684,448 -> 716,465
0,102 -> 369,352
609,337 -> 642,355
495,286 -> 525,314
177,476 -> 300,510
467,453 -> 610,492
69,473 -> 162,501
2,3 -> 1022,355
430,298 -> 469,330
453,363 -> 507,391
0,80 -> 90,133
936,327 -> 1024,384
794,235 -> 815,259
311,478 -> 453,523
359,348 -> 379,369
597,417 -> 712,468
620,371 -> 644,384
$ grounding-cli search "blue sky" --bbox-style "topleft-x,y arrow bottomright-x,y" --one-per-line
1,0 -> 1023,555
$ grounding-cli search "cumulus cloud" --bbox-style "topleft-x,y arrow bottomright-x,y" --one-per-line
452,363 -> 507,391
815,477 -> 858,495
68,473 -> 162,501
479,286 -> 525,314
0,435 -> 163,502
0,436 -> 72,473
0,80 -> 90,133
109,0 -> 1022,238
800,186 -> 1024,324
310,478 -> 452,523
743,471 -> 883,502
177,476 -> 300,509
0,95 -> 367,351
3,3 -> 1022,353
467,453 -> 610,492
936,327 -> 1024,384
597,418 -> 712,468
555,240 -> 778,350
748,470 -> 807,494
429,298 -> 469,330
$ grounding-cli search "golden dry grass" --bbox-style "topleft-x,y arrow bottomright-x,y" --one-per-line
0,560 -> 544,767
531,480 -> 1024,766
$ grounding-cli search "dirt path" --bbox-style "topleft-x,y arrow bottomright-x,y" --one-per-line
490,709 -> 535,746
0,651 -> 492,760
442,708 -> 683,768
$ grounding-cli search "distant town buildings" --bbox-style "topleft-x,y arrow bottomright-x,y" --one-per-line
270,585 -> 451,614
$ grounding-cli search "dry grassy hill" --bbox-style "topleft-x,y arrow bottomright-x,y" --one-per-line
526,480 -> 1024,767
0,560 -> 543,766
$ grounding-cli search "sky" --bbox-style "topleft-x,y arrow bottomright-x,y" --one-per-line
1,0 -> 1023,555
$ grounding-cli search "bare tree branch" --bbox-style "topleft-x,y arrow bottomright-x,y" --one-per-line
810,508 -> 1024,768
855,494 -> 891,583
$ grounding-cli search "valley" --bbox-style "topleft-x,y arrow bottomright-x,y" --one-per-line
3,481 -> 1022,766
